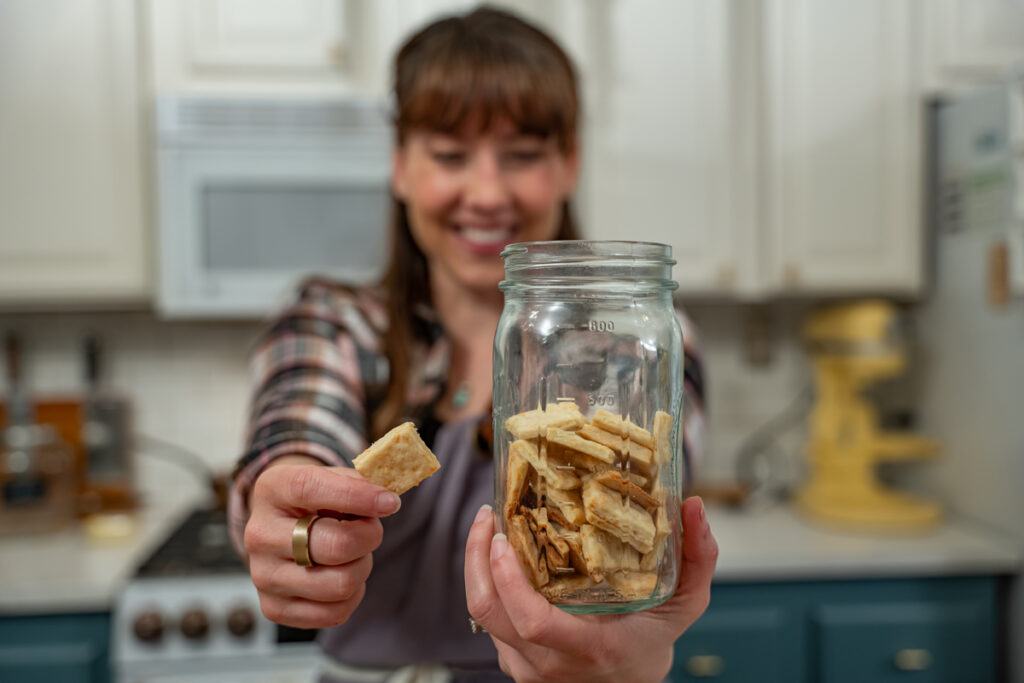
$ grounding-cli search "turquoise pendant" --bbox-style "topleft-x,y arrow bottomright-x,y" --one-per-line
452,384 -> 470,410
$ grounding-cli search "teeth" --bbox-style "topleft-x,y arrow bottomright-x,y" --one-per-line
461,226 -> 513,245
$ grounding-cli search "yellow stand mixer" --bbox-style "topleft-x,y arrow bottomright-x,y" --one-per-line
795,300 -> 942,531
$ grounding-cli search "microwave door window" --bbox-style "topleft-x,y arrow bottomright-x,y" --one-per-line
202,182 -> 388,282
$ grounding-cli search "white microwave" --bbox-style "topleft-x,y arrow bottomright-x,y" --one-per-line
154,97 -> 392,318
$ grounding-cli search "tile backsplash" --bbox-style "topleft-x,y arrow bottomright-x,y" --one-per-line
0,302 -> 818,491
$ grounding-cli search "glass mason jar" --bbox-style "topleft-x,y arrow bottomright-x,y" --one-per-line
493,240 -> 684,615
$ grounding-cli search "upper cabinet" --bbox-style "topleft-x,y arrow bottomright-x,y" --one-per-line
144,0 -> 385,96
0,0 -> 150,306
142,0 -> 562,98
923,0 -> 1024,94
578,0 -> 925,298
761,0 -> 924,295
579,1 -> 749,296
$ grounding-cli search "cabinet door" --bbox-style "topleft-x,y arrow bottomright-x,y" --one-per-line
814,600 -> 995,683
146,0 -> 357,94
0,0 -> 149,305
672,605 -> 803,682
762,0 -> 924,295
0,612 -> 111,683
923,0 -> 1024,93
580,0 -> 750,295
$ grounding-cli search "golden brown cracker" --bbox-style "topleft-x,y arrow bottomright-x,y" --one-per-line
593,470 -> 660,512
582,479 -> 657,554
539,574 -> 597,600
508,514 -> 549,588
653,410 -> 673,466
546,427 -> 616,464
504,449 -> 532,520
504,402 -> 585,440
510,439 -> 580,490
591,410 -> 655,449
352,421 -> 440,495
580,524 -> 640,581
606,571 -> 658,600
543,486 -> 586,528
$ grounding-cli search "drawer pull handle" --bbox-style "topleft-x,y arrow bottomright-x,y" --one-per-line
893,648 -> 932,671
686,654 -> 725,677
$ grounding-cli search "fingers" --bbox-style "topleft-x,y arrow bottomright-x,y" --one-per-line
244,512 -> 384,566
464,505 -> 532,650
665,496 -> 718,630
488,530 -> 591,653
250,553 -> 373,602
254,464 -> 401,519
258,584 -> 366,630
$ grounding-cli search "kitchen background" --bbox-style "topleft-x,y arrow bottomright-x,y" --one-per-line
2,1 -> 1023,682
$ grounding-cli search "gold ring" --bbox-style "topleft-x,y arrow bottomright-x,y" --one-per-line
292,514 -> 321,567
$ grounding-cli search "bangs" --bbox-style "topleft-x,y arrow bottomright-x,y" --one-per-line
394,18 -> 578,150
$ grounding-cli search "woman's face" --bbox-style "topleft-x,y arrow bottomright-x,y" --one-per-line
392,118 -> 579,295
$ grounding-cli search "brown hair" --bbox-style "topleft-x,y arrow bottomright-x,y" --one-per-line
372,6 -> 582,438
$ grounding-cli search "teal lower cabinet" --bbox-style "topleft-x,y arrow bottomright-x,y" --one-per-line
0,612 -> 111,683
671,576 -> 999,683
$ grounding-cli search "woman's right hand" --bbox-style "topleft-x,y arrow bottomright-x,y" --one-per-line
243,456 -> 402,629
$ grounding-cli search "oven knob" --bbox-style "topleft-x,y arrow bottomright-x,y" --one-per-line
180,608 -> 210,640
227,606 -> 256,638
133,611 -> 164,643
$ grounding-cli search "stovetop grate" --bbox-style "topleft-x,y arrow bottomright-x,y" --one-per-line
136,507 -> 246,578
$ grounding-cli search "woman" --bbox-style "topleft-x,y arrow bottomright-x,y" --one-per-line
229,7 -> 716,682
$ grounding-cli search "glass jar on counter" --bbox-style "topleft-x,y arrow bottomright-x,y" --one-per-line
493,240 -> 684,615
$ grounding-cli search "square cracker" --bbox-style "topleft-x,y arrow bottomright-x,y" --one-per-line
577,424 -> 655,477
505,402 -> 585,440
580,524 -> 640,581
508,514 -> 549,588
546,427 -> 616,464
544,486 -> 586,528
539,574 -> 596,601
593,470 -> 660,512
640,503 -> 672,571
582,479 -> 656,554
653,410 -> 673,466
591,410 -> 655,449
353,421 -> 440,495
504,449 -> 532,519
511,439 -> 580,490
606,571 -> 658,600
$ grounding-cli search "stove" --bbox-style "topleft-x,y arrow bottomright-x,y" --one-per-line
113,507 -> 320,682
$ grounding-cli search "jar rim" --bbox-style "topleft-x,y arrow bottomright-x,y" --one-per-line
499,240 -> 678,293
500,240 -> 676,265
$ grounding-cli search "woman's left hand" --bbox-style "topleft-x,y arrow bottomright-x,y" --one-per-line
464,496 -> 718,683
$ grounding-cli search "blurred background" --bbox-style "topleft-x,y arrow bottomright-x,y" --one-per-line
1,0 -> 1023,681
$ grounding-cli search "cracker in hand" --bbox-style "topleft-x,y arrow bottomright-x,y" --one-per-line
353,421 -> 440,495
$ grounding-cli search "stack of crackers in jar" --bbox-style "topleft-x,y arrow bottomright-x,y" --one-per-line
502,400 -> 674,603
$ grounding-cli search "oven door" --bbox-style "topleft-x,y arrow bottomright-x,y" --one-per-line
156,144 -> 390,319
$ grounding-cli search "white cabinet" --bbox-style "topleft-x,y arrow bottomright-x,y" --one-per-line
0,0 -> 150,306
145,0 -> 400,96
761,0 -> 923,295
580,1 -> 749,295
923,0 -> 1024,94
578,0 -> 924,298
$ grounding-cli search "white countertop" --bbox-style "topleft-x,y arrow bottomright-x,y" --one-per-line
1,494 -> 1020,615
708,502 -> 1023,583
0,478 -> 207,615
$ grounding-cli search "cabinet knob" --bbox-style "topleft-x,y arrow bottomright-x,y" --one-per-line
686,654 -> 725,677
716,263 -> 737,288
328,42 -> 346,67
782,263 -> 801,287
893,648 -> 932,671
